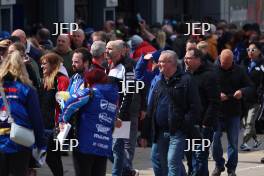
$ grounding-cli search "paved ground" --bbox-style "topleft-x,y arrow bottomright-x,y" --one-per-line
36,131 -> 264,176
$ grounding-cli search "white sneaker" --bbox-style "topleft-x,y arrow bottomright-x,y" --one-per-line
133,169 -> 139,176
254,140 -> 262,148
240,143 -> 251,151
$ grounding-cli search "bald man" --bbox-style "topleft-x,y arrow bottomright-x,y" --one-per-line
71,29 -> 86,50
53,34 -> 74,76
106,40 -> 136,176
12,29 -> 42,62
211,49 -> 254,176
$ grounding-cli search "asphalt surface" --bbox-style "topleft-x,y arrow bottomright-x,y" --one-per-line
36,130 -> 264,176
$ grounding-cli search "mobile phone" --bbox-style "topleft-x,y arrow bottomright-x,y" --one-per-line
136,13 -> 144,23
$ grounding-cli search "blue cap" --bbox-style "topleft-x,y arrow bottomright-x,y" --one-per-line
152,50 -> 163,63
0,31 -> 10,40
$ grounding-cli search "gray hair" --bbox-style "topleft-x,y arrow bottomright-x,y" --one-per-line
107,40 -> 125,51
160,50 -> 178,64
91,41 -> 106,57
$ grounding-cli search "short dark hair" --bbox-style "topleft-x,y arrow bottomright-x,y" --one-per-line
74,47 -> 92,65
186,38 -> 197,44
248,41 -> 262,51
188,48 -> 203,59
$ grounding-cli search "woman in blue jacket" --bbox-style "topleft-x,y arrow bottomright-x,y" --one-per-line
0,51 -> 46,176
59,68 -> 119,176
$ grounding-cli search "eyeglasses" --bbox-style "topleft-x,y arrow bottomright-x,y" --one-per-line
184,56 -> 195,60
247,48 -> 258,52
158,60 -> 172,64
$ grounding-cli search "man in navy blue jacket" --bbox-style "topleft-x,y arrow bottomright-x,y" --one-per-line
142,50 -> 201,176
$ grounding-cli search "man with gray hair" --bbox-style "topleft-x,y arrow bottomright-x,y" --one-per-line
141,50 -> 201,175
90,41 -> 107,71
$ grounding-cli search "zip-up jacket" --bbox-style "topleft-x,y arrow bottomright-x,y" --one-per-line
59,84 -> 119,157
0,78 -> 46,153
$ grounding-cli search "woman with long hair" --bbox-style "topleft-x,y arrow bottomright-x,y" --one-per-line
0,51 -> 46,176
39,52 -> 69,176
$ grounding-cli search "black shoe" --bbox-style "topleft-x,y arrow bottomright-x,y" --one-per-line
122,169 -> 139,176
227,170 -> 236,176
211,167 -> 225,176
261,157 -> 264,163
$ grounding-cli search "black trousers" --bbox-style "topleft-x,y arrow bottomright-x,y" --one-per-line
72,150 -> 107,176
0,150 -> 31,176
46,135 -> 64,176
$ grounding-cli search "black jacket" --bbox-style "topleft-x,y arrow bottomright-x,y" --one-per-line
241,57 -> 264,105
215,60 -> 254,118
108,57 -> 135,121
191,61 -> 220,128
145,70 -> 202,142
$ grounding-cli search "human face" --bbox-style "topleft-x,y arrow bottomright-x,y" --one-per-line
184,50 -> 200,72
158,54 -> 177,78
186,42 -> 197,51
247,44 -> 261,60
56,35 -> 70,53
105,43 -> 122,63
41,59 -> 52,76
92,35 -> 101,42
72,31 -> 85,47
72,53 -> 85,73
220,50 -> 233,70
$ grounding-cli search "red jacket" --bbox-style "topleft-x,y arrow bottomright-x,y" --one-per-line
55,74 -> 70,123
132,41 -> 156,61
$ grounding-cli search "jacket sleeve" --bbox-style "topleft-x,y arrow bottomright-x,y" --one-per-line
184,76 -> 202,125
202,72 -> 220,127
141,79 -> 157,139
26,87 -> 46,149
59,89 -> 91,123
57,75 -> 70,91
118,67 -> 135,121
240,68 -> 255,99
135,56 -> 155,84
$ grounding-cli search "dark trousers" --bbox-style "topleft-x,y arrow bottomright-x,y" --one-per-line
0,150 -> 31,176
46,135 -> 64,176
73,150 -> 107,176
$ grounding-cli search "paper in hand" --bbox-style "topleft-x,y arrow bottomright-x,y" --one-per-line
112,121 -> 131,139
57,123 -> 71,145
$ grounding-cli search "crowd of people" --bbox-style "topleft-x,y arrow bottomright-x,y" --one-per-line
0,17 -> 264,176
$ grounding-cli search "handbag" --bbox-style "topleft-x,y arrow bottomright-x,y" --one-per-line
0,83 -> 35,147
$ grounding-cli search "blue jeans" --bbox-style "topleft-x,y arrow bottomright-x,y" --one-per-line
151,143 -> 163,176
112,138 -> 125,176
168,132 -> 187,176
123,106 -> 139,172
212,116 -> 240,172
151,131 -> 187,176
192,127 -> 214,176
